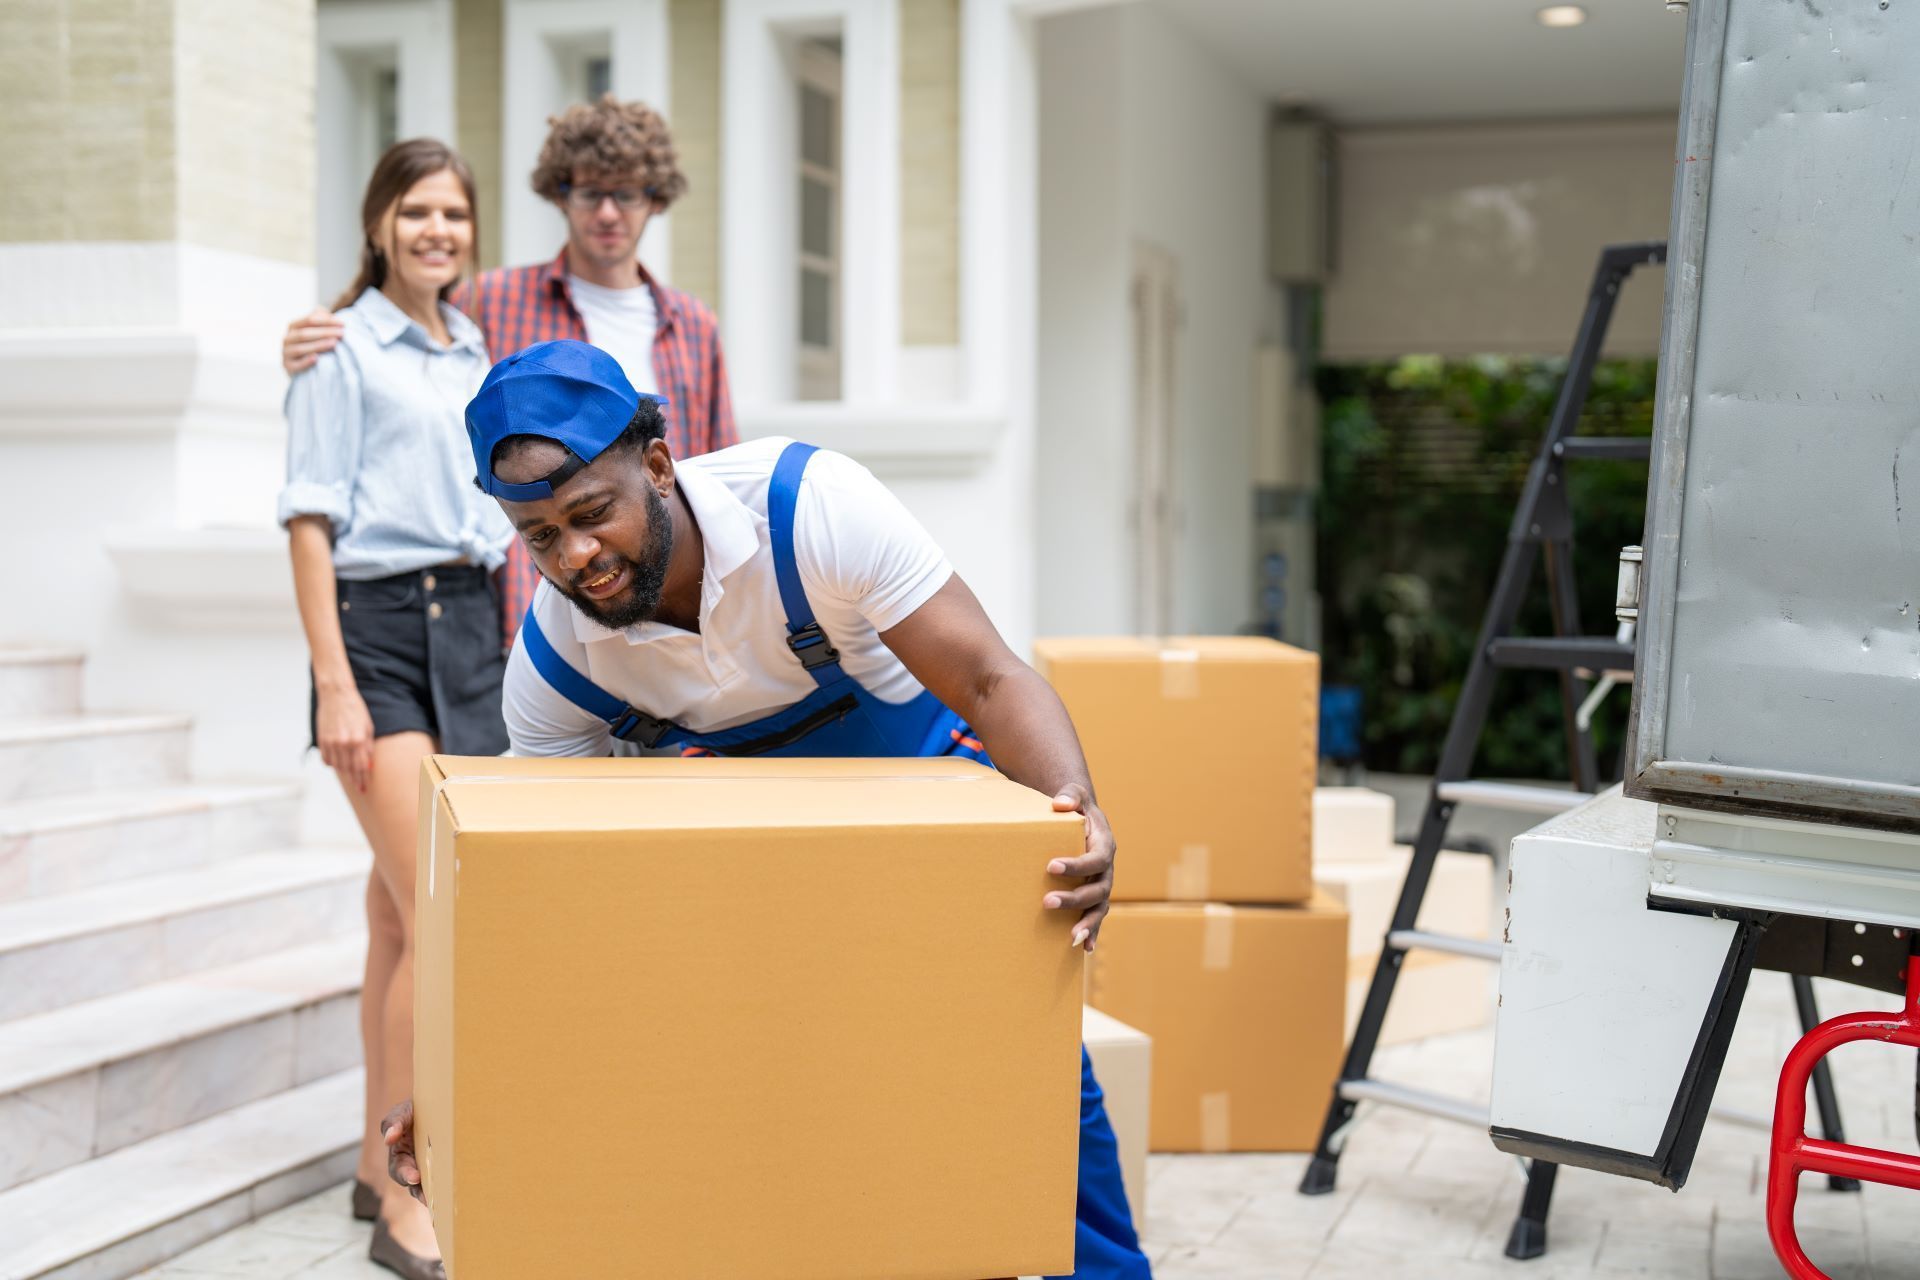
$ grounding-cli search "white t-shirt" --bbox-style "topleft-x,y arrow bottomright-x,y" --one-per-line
567,274 -> 661,396
503,438 -> 955,758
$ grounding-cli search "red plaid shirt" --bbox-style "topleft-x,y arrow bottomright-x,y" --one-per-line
452,248 -> 737,637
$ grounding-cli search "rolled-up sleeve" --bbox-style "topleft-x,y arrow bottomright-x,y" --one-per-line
277,351 -> 363,533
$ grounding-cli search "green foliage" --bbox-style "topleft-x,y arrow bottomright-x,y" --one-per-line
1315,356 -> 1660,778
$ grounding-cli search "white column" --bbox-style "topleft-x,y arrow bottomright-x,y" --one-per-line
0,0 -> 326,794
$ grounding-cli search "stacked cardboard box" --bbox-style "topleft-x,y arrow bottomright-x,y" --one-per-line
1310,786 -> 1397,864
1036,638 -> 1346,1153
1034,637 -> 1319,905
1082,1007 -> 1152,1229
415,755 -> 1085,1280
1086,897 -> 1347,1152
1312,787 -> 1496,1048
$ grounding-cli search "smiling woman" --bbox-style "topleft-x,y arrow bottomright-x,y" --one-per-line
277,138 -> 514,1280
328,139 -> 481,314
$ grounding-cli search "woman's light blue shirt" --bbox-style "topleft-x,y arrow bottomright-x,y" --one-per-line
278,288 -> 515,580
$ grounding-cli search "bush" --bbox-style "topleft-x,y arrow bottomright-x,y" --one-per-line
1314,355 -> 1658,779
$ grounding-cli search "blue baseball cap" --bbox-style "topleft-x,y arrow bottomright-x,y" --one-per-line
465,340 -> 670,500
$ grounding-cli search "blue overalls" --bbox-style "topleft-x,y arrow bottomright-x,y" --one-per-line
520,442 -> 1152,1280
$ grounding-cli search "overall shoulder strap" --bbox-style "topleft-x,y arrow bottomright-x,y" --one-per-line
518,607 -> 680,748
767,442 -> 845,688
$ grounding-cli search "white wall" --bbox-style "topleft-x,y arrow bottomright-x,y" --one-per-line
1034,2 -> 1272,641
0,242 -> 360,835
1122,2 -> 1267,638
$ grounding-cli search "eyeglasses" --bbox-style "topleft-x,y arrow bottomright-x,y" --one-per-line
560,184 -> 654,211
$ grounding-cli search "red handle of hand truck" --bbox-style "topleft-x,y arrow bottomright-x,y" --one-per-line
1767,955 -> 1920,1279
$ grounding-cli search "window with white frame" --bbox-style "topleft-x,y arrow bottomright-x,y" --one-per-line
586,53 -> 613,101
795,37 -> 842,401
548,32 -> 612,105
315,0 -> 453,302
318,43 -> 402,297
373,66 -> 400,152
502,0 -> 669,270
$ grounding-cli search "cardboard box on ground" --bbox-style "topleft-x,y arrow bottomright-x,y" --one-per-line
1081,1006 -> 1151,1230
415,756 -> 1085,1280
1316,846 -> 1496,1047
1087,896 -> 1348,1153
1032,638 -> 1319,904
1311,787 -> 1397,864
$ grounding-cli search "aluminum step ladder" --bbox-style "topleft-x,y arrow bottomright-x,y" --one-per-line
1293,241 -> 1859,1259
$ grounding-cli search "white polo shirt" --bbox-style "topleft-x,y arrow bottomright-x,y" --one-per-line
503,438 -> 954,758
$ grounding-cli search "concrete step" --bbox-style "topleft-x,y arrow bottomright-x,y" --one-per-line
0,651 -> 84,720
0,937 -> 365,1193
0,1069 -> 362,1280
0,781 -> 302,904
0,714 -> 192,806
0,848 -> 369,1022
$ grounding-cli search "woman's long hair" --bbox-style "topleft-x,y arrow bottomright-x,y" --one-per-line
330,138 -> 481,311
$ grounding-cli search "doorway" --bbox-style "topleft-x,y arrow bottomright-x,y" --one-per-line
1130,242 -> 1180,636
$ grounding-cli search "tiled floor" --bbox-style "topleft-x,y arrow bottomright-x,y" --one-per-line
140,977 -> 1918,1279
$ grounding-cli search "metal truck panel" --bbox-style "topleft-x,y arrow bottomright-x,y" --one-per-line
1491,789 -> 1753,1187
1629,0 -> 1920,831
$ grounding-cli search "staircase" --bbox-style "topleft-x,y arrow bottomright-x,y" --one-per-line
0,648 -> 369,1280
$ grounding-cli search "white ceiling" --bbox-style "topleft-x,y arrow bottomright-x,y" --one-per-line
1150,0 -> 1690,125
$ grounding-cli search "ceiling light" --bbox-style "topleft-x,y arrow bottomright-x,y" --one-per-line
1537,5 -> 1588,26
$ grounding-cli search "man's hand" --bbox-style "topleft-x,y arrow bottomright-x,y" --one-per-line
381,1099 -> 424,1203
283,307 -> 345,375
873,576 -> 1118,950
1044,783 -> 1114,951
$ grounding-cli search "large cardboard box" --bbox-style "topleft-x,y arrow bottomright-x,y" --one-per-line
1086,897 -> 1346,1152
416,756 -> 1086,1280
1032,637 -> 1319,903
1082,1006 -> 1151,1231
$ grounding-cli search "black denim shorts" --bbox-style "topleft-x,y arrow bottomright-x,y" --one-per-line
312,565 -> 508,756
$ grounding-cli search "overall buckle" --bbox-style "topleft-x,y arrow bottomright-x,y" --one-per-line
610,705 -> 672,748
786,622 -> 842,672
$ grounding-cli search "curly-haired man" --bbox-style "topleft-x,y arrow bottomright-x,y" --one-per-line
284,97 -> 736,636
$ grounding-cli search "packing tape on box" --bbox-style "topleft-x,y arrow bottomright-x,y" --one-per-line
1167,845 -> 1211,899
1199,1092 -> 1232,1153
1158,648 -> 1201,699
1201,904 -> 1234,971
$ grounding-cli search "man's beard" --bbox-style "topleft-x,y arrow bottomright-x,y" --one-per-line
555,483 -> 674,631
